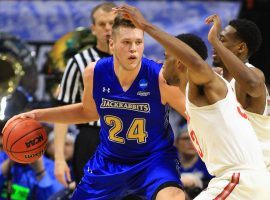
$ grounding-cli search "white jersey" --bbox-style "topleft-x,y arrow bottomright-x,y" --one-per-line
230,63 -> 270,116
186,76 -> 266,177
230,63 -> 270,171
246,112 -> 270,170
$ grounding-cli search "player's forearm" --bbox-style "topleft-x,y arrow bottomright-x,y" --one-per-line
212,40 -> 263,96
143,22 -> 206,72
33,103 -> 94,124
54,123 -> 68,160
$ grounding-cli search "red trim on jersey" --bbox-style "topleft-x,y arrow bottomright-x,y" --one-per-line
214,173 -> 240,200
189,130 -> 203,158
237,106 -> 248,119
186,112 -> 190,123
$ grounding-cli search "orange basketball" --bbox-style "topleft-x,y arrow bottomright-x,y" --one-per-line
2,118 -> 47,164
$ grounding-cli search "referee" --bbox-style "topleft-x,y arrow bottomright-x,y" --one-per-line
54,2 -> 116,186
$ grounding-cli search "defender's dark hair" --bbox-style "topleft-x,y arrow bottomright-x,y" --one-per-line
176,33 -> 208,60
112,15 -> 136,31
91,2 -> 116,24
229,19 -> 262,57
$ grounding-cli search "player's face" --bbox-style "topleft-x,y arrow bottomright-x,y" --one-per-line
162,52 -> 179,86
213,25 -> 243,67
111,27 -> 144,71
91,9 -> 116,46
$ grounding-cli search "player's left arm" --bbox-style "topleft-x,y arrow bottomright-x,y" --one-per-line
159,70 -> 186,118
206,14 -> 265,98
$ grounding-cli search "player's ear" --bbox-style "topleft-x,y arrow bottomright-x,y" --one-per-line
109,38 -> 114,51
238,42 -> 247,53
91,24 -> 96,36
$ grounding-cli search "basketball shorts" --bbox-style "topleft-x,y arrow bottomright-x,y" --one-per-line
71,148 -> 183,200
194,169 -> 270,200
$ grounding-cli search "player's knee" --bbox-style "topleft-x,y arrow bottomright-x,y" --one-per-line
155,186 -> 185,200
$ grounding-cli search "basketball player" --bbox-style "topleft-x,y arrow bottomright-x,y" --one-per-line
54,2 -> 116,186
4,16 -> 186,200
206,14 -> 270,171
113,4 -> 270,199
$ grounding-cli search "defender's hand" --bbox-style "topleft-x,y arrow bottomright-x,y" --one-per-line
113,4 -> 148,30
205,14 -> 222,45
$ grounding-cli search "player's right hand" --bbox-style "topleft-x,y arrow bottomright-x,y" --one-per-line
2,111 -> 36,134
205,14 -> 222,45
54,159 -> 71,187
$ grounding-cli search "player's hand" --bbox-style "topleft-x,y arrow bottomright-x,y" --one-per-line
54,159 -> 71,187
113,4 -> 148,30
2,111 -> 36,134
205,14 -> 222,45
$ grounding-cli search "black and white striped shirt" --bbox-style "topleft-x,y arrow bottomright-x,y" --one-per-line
58,46 -> 110,127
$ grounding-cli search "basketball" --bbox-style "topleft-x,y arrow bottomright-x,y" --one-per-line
2,118 -> 47,164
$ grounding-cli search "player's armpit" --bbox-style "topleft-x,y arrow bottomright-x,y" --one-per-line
159,72 -> 186,118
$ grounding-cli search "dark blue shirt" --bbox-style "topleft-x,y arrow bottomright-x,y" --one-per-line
0,152 -> 63,200
181,157 -> 213,183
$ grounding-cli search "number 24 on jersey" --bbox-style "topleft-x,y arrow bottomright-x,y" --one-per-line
104,115 -> 148,144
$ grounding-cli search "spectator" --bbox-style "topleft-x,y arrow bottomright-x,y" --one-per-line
175,124 -> 212,198
0,135 -> 63,200
46,130 -> 75,163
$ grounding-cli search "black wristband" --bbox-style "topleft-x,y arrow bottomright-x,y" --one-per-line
35,169 -> 45,176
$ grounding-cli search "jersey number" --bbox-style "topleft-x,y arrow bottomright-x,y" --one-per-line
189,130 -> 204,158
104,115 -> 148,144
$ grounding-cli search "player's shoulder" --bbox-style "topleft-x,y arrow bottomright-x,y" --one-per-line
94,56 -> 113,71
246,63 -> 265,81
142,57 -> 163,74
85,56 -> 112,75
252,67 -> 265,82
98,56 -> 113,63
142,57 -> 162,66
84,61 -> 97,79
